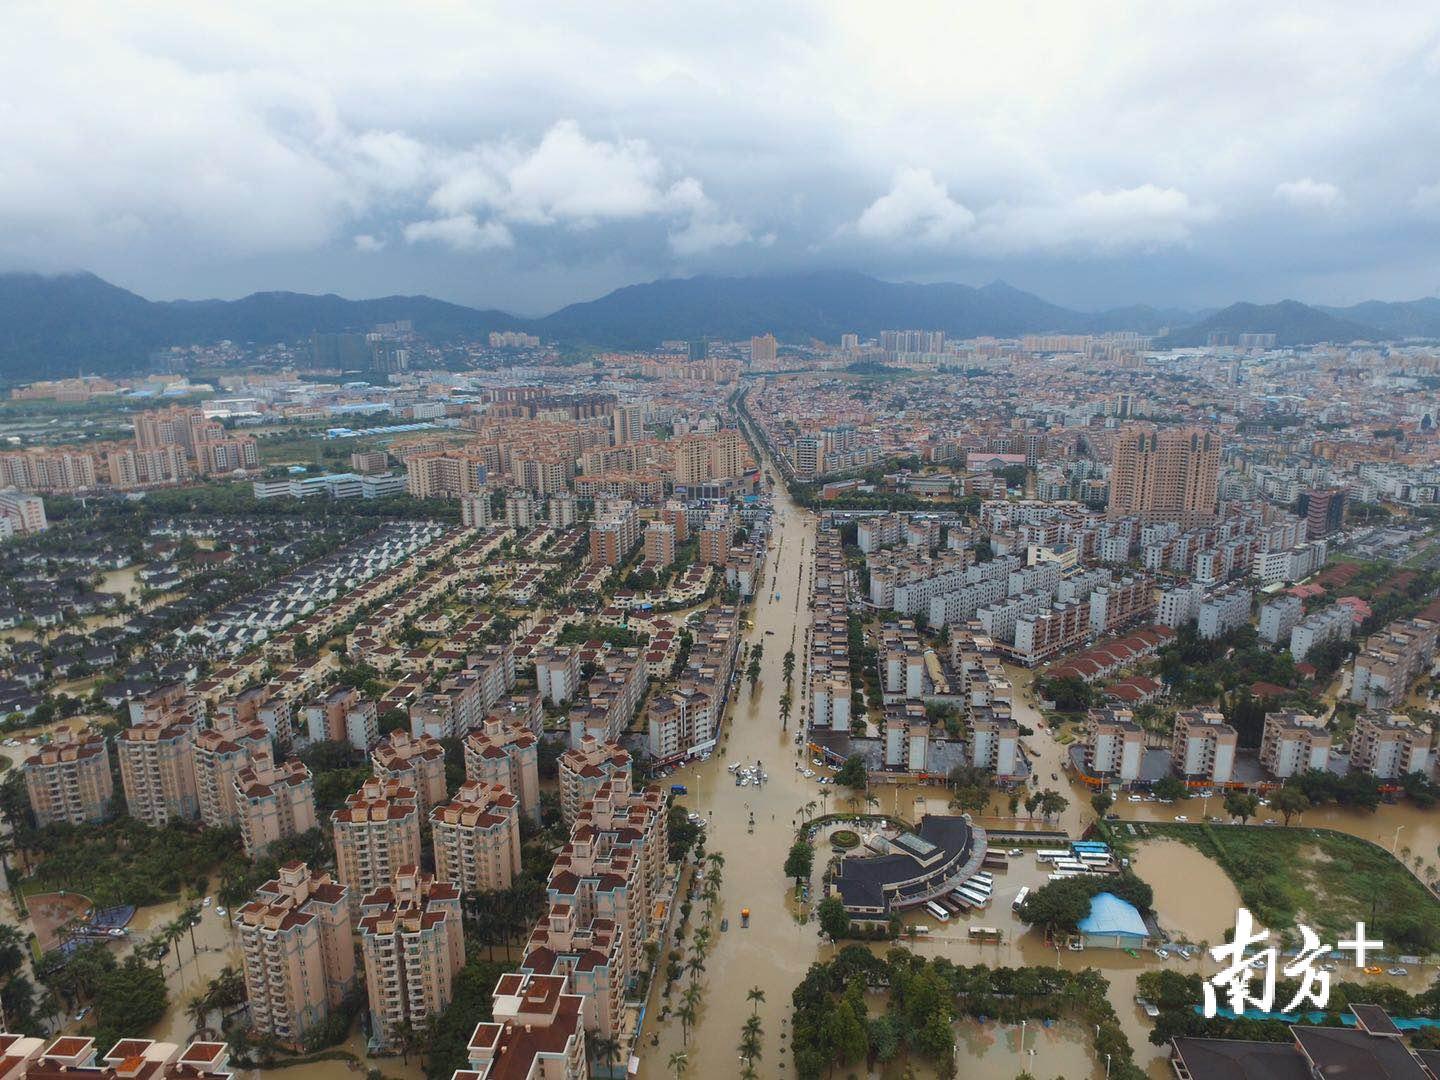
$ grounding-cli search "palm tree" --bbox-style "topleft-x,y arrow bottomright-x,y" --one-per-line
186,995 -> 210,1037
676,1000 -> 697,1046
685,953 -> 706,986
180,902 -> 203,964
668,1050 -> 689,1078
588,1034 -> 622,1076
746,985 -> 765,1017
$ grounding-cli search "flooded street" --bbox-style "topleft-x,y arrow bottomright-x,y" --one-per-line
637,461 -> 822,1077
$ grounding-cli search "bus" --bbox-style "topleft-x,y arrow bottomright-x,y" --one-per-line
1012,886 -> 1031,910
1078,852 -> 1111,867
924,901 -> 951,921
1072,840 -> 1109,852
969,927 -> 1004,942
1054,858 -> 1089,872
1049,871 -> 1078,881
956,885 -> 991,908
964,878 -> 993,897
1035,848 -> 1070,863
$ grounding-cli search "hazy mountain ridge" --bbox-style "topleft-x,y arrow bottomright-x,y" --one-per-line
0,269 -> 1432,379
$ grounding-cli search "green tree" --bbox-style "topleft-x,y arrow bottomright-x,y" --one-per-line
835,754 -> 867,791
1152,775 -> 1187,802
825,999 -> 868,1067
1223,792 -> 1261,824
1271,786 -> 1310,825
817,895 -> 850,940
784,839 -> 814,886
1091,791 -> 1115,819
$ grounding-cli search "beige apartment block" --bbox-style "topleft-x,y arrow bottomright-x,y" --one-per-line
116,715 -> 201,826
521,902 -> 626,1041
331,778 -> 422,912
1170,708 -> 1237,783
193,719 -> 270,829
371,731 -> 449,809
463,715 -> 540,824
1108,425 -> 1221,527
557,737 -> 632,828
236,862 -> 355,1047
357,868 -> 465,1049
464,972 -> 587,1079
430,780 -> 522,895
22,728 -> 114,827
1259,710 -> 1332,779
235,751 -> 318,858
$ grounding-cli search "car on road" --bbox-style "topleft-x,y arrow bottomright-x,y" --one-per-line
1388,967 -> 1409,977
1174,815 -> 1189,822
74,1007 -> 90,1021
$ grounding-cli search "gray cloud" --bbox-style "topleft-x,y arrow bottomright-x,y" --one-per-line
3,1 -> 1440,312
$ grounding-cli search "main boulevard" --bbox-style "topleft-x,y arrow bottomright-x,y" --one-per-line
637,428 -> 822,1076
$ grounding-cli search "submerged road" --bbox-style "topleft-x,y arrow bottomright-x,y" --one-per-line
637,439 -> 820,1076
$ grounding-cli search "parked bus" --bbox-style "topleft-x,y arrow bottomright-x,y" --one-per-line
1036,848 -> 1070,863
964,879 -> 993,896
1072,841 -> 1109,852
956,885 -> 991,908
969,927 -> 1004,942
971,871 -> 995,886
1053,858 -> 1088,873
1078,852 -> 1111,866
1048,871 -> 1078,881
1012,886 -> 1031,910
924,901 -> 950,921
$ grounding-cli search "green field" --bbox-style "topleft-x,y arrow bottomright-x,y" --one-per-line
1142,822 -> 1440,955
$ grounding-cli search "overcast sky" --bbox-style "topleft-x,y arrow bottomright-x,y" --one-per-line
5,1 -> 1440,314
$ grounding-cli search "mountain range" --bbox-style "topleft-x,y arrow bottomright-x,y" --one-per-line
2,268 -> 1439,380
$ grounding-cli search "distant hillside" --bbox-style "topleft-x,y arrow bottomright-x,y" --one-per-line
0,271 -> 524,379
534,270 -> 1183,346
1157,300 -> 1382,347
1318,298 -> 1440,339
0,268 -> 1417,379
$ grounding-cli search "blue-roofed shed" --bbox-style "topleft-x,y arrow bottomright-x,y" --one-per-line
1078,892 -> 1151,948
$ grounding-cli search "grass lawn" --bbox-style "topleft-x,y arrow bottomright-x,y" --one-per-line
1143,822 -> 1440,956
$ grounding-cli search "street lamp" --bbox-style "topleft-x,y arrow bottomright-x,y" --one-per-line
1105,1052 -> 1112,1078
1394,824 -> 1405,854
1019,1019 -> 1026,1055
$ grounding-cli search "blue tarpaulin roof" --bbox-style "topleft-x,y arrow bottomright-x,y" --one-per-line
1078,892 -> 1147,938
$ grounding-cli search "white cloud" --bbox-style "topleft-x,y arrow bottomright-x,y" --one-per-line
853,168 -> 975,245
973,185 -> 1214,255
1275,178 -> 1343,211
403,215 -> 513,252
353,233 -> 386,252
1411,182 -> 1440,219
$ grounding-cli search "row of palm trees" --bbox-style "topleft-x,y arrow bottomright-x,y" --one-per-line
737,985 -> 766,1079
666,849 -> 726,1078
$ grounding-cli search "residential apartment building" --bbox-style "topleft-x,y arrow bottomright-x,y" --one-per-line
1259,595 -> 1303,645
1170,708 -> 1237,783
462,714 -> 540,824
463,972 -> 587,1079
1107,425 -> 1221,527
1350,711 -> 1431,780
521,904 -> 625,1042
371,731 -> 449,809
969,715 -> 1021,778
116,715 -> 201,826
588,504 -> 640,567
357,868 -> 465,1050
1086,707 -> 1145,782
430,780 -> 522,895
193,719 -> 270,829
548,779 -> 665,978
22,728 -> 114,827
558,737 -> 633,828
237,862 -> 356,1047
1259,710 -> 1332,779
331,778 -> 423,912
301,687 -> 378,751
1289,605 -> 1354,663
1351,618 -> 1438,709
235,751 -> 318,858
1197,586 -> 1252,640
